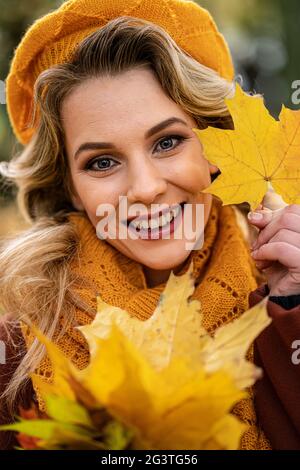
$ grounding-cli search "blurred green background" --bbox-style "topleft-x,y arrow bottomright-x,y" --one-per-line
0,0 -> 299,236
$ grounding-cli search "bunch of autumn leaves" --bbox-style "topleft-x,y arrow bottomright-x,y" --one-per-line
1,262 -> 271,450
1,85 -> 300,450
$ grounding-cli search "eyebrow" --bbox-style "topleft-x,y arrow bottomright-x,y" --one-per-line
73,117 -> 188,160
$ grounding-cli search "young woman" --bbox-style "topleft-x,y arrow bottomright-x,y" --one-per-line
1,0 -> 300,451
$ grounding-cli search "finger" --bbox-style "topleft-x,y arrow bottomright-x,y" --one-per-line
251,241 -> 300,269
252,211 -> 300,250
262,188 -> 288,211
268,229 -> 300,250
254,230 -> 300,270
247,207 -> 277,229
254,259 -> 273,270
280,204 -> 300,217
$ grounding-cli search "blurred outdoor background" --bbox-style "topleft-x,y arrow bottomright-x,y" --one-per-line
0,0 -> 299,237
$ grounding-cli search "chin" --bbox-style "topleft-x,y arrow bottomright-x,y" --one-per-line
137,247 -> 192,272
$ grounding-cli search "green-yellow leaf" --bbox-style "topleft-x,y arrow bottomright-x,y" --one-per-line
103,421 -> 134,450
0,420 -> 81,441
45,395 -> 93,428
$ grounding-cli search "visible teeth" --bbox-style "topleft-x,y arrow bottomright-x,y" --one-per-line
165,212 -> 172,223
131,220 -> 142,230
140,220 -> 149,230
173,206 -> 181,218
161,214 -> 168,227
130,204 -> 182,231
150,218 -> 159,229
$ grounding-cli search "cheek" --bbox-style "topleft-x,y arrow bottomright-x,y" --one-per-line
71,173 -> 123,226
170,152 -> 211,192
70,174 -> 105,212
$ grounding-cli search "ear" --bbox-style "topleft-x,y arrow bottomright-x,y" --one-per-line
208,163 -> 219,175
208,163 -> 221,183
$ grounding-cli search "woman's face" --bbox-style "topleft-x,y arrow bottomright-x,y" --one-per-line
62,67 -> 216,284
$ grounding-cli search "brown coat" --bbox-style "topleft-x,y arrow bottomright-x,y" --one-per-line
250,285 -> 300,450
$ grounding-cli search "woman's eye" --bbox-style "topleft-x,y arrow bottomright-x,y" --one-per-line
86,157 -> 117,172
85,135 -> 186,172
155,135 -> 185,153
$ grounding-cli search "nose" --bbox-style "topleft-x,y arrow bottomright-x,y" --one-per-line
126,157 -> 168,205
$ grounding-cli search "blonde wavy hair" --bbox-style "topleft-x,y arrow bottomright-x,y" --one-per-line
0,16 -> 235,411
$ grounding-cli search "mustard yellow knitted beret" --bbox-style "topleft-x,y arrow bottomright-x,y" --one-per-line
6,0 -> 234,145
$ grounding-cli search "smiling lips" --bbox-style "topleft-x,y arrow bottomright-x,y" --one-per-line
126,201 -> 185,231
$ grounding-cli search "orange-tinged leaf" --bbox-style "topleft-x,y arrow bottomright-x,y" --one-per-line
17,433 -> 41,450
19,405 -> 41,421
194,83 -> 300,209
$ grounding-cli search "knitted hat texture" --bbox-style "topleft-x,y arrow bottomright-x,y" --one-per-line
6,0 -> 234,145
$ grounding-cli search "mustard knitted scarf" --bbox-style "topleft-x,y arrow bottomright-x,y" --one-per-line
21,196 -> 271,450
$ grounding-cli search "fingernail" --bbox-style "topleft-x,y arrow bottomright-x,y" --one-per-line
251,241 -> 258,250
248,211 -> 263,221
251,250 -> 258,257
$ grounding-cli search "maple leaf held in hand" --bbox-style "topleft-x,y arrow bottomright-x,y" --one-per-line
194,84 -> 300,210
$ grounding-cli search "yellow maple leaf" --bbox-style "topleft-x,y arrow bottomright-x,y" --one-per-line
76,325 -> 246,450
79,261 -> 271,389
193,83 -> 300,210
199,296 -> 269,389
78,262 -> 206,371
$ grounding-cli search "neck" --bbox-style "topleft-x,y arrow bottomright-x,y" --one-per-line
142,256 -> 191,288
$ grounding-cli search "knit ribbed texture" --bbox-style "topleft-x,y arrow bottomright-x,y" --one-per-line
6,0 -> 234,145
21,197 -> 271,449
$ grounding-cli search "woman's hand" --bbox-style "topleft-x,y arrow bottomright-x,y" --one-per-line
248,204 -> 300,297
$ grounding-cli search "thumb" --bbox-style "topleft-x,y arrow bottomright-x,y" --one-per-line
247,205 -> 284,228
247,207 -> 274,228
